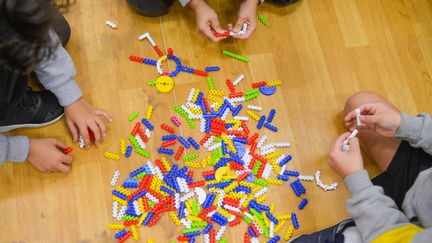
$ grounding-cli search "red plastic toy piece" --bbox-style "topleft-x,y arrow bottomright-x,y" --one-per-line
160,123 -> 175,134
167,47 -> 174,56
174,146 -> 185,161
193,69 -> 209,77
153,45 -> 164,57
131,122 -> 141,136
119,231 -> 132,243
161,139 -> 177,148
251,81 -> 267,88
63,146 -> 73,154
226,79 -> 236,93
129,55 -> 144,62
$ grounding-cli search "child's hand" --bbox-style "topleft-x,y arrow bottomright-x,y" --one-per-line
231,0 -> 258,39
189,0 -> 226,42
64,98 -> 112,147
345,102 -> 401,138
328,132 -> 364,178
27,138 -> 72,173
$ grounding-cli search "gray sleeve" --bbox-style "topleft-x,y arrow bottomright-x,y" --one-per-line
34,32 -> 83,107
413,230 -> 432,243
344,170 -> 413,242
178,0 -> 191,6
394,113 -> 432,155
0,134 -> 30,164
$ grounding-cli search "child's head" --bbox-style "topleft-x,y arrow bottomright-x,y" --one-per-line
0,0 -> 71,74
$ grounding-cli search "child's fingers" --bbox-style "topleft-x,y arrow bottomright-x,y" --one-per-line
203,28 -> 220,42
88,121 -> 101,145
54,139 -> 67,150
61,154 -> 73,165
66,120 -> 79,142
344,110 -> 357,123
95,116 -> 107,138
348,137 -> 361,152
95,109 -> 112,122
57,163 -> 70,173
209,18 -> 225,33
332,132 -> 351,152
360,114 -> 378,125
233,18 -> 245,33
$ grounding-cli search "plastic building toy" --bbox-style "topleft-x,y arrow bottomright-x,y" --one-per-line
355,108 -> 362,126
258,15 -> 268,25
298,198 -> 308,210
63,147 -> 73,155
104,151 -> 120,161
342,129 -> 359,152
106,63 -> 326,242
259,86 -> 277,96
205,66 -> 220,72
146,106 -> 154,120
106,20 -> 117,29
315,170 -> 338,191
128,111 -> 139,121
222,50 -> 250,63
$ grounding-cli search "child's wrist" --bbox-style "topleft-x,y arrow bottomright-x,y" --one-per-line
188,0 -> 206,11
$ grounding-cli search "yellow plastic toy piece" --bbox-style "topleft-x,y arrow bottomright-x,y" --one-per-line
131,225 -> 139,240
217,208 -> 232,219
209,89 -> 224,97
247,110 -> 260,121
138,198 -> 145,213
223,181 -> 238,193
156,75 -> 174,93
115,186 -> 131,196
268,178 -> 283,185
112,195 -> 127,205
104,151 -> 120,161
146,105 -> 154,120
169,211 -> 181,226
256,194 -> 267,203
221,133 -> 236,153
274,219 -> 287,234
228,192 -> 246,200
184,161 -> 201,169
269,160 -> 281,174
213,100 -> 224,111
269,204 -> 275,214
265,151 -> 281,160
267,79 -> 282,87
191,88 -> 201,103
208,95 -> 223,103
284,225 -> 294,241
215,166 -> 230,181
148,239 -> 156,243
161,157 -> 171,171
108,223 -> 124,230
277,214 -> 292,221
186,215 -> 203,222
120,139 -> 126,155
189,106 -> 203,115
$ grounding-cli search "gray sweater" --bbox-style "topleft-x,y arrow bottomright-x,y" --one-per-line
0,34 -> 82,164
344,113 -> 432,242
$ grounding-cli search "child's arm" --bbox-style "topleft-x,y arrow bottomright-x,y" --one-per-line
34,31 -> 111,147
0,135 -> 71,173
329,133 -> 430,242
345,103 -> 432,155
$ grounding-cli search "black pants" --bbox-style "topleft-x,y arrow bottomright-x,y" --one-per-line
127,0 -> 299,17
0,14 -> 71,121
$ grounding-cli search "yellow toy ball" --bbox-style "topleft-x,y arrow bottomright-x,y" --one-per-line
156,75 -> 174,93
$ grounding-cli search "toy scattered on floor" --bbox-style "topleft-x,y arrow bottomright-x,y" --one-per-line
104,73 -> 338,243
315,170 -> 338,191
222,50 -> 250,63
129,112 -> 139,122
342,129 -> 359,152
130,32 -> 218,93
258,15 -> 269,26
106,20 -> 117,29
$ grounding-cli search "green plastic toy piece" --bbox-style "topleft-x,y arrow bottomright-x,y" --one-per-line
258,15 -> 269,25
222,50 -> 250,63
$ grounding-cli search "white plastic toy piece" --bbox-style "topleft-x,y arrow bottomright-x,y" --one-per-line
248,105 -> 263,111
298,175 -> 314,181
315,170 -> 338,191
342,129 -> 359,152
215,226 -> 227,241
110,170 -> 120,186
275,142 -> 291,148
270,222 -> 275,237
194,187 -> 207,205
106,20 -> 117,29
138,32 -> 156,46
233,74 -> 245,86
112,201 -> 118,218
355,108 -> 362,126
78,134 -> 85,148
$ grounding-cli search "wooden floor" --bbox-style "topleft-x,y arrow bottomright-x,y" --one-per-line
2,0 -> 432,242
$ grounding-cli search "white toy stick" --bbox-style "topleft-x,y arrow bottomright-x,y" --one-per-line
106,20 -> 117,29
342,129 -> 359,152
355,108 -> 362,126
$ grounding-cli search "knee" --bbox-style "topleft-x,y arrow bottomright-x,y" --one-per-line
344,91 -> 385,115
126,0 -> 173,17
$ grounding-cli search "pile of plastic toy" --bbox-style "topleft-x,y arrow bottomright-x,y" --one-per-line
106,75 -> 337,243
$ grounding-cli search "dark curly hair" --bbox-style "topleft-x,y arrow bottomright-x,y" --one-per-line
0,0 -> 72,74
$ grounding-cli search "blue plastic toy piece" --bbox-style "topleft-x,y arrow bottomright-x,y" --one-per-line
205,66 -> 220,72
259,86 -> 277,96
141,118 -> 154,130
